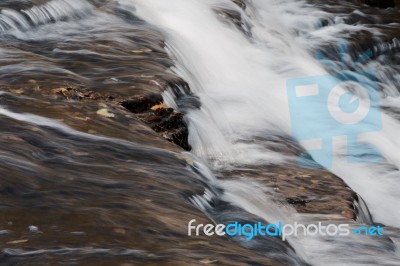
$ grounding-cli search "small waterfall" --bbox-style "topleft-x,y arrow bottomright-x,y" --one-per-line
132,0 -> 400,227
0,0 -> 93,32
131,0 -> 400,264
0,0 -> 399,264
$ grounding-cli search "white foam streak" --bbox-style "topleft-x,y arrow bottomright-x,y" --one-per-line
23,0 -> 92,25
132,0 -> 400,229
0,0 -> 93,33
0,106 -> 141,149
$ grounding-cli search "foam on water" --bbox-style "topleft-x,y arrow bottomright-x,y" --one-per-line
132,0 -> 400,229
0,0 -> 94,32
1,0 -> 400,264
128,1 -> 400,264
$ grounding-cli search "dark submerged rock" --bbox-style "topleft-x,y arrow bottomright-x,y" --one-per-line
121,95 -> 191,151
364,0 -> 395,8
286,197 -> 309,206
232,0 -> 246,9
121,93 -> 163,113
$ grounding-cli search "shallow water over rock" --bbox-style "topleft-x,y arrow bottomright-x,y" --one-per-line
1,0 -> 400,265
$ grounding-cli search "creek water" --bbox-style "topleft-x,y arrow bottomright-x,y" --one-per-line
1,0 -> 400,265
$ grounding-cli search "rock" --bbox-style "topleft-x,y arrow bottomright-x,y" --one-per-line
364,0 -> 395,8
286,197 -> 309,206
52,87 -> 102,101
342,210 -> 356,219
121,93 -> 163,113
232,0 -> 246,9
140,108 -> 191,151
122,97 -> 191,151
163,127 -> 190,151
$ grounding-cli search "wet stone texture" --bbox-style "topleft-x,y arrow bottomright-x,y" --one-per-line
1,0 -> 394,264
36,75 -> 359,221
217,135 -> 358,220
0,82 -> 285,265
122,94 -> 191,151
364,0 -> 395,8
1,0 -> 360,216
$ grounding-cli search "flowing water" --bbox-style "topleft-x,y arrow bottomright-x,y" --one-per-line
1,0 -> 400,265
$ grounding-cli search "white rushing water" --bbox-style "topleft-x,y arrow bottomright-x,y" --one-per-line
1,0 -> 400,264
129,0 -> 400,264
131,0 -> 400,229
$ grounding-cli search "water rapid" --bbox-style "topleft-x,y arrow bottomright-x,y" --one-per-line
1,0 -> 400,265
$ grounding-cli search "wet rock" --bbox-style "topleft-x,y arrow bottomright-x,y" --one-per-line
121,93 -> 163,113
364,0 -> 395,8
121,95 -> 191,151
286,197 -> 309,206
342,210 -> 356,219
219,135 -> 359,217
162,126 -> 190,150
231,0 -> 246,9
214,5 -> 251,37
140,108 -> 191,151
52,87 -> 102,101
